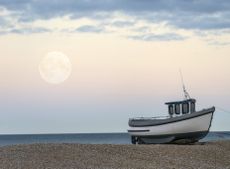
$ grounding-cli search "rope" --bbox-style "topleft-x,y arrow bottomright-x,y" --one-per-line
215,106 -> 230,114
196,102 -> 230,115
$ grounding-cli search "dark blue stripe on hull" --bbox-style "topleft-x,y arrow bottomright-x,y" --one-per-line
127,130 -> 150,132
132,131 -> 209,144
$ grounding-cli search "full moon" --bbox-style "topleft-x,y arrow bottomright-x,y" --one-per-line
39,51 -> 72,84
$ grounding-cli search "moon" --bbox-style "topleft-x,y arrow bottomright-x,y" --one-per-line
39,51 -> 72,84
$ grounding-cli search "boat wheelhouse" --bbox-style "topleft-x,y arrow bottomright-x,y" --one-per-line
166,99 -> 196,117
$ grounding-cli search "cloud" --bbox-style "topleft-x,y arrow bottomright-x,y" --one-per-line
0,27 -> 50,35
0,0 -> 230,44
166,12 -> 230,30
208,40 -> 230,46
2,0 -> 229,14
0,0 -> 230,31
75,25 -> 104,33
128,33 -> 186,42
0,17 -> 8,28
111,21 -> 134,28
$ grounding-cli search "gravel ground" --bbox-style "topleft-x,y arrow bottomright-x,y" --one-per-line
0,141 -> 229,169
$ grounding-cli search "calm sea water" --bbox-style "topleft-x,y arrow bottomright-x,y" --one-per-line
0,132 -> 229,147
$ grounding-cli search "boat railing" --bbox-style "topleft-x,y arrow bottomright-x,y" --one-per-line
130,115 -> 170,120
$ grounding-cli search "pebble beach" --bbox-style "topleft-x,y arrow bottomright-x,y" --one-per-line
0,141 -> 229,169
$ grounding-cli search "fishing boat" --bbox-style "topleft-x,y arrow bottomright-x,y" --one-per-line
128,75 -> 215,144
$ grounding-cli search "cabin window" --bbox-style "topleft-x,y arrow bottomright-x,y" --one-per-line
190,102 -> 195,112
182,103 -> 189,114
168,105 -> 174,115
175,104 -> 180,114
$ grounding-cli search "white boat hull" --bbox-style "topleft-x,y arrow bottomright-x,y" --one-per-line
128,113 -> 212,136
128,107 -> 215,144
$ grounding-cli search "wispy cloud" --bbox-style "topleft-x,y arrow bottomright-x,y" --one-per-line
0,27 -> 50,35
11,27 -> 50,34
207,40 -> 230,46
128,33 -> 186,42
111,21 -> 134,28
76,25 -> 104,33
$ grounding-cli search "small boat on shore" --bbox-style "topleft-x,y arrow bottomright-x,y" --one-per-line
128,75 -> 215,144
128,99 -> 215,144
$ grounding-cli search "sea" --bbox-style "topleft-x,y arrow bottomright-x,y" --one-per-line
0,132 -> 229,147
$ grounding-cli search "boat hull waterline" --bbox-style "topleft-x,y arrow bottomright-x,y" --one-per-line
128,107 -> 215,144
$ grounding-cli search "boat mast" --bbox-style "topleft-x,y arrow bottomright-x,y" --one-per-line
179,70 -> 191,100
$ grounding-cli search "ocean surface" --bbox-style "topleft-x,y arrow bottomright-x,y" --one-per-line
0,132 -> 229,147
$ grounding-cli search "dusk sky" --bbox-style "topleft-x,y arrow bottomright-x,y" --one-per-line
1,0 -> 230,134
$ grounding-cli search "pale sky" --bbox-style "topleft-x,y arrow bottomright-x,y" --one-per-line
0,0 -> 230,134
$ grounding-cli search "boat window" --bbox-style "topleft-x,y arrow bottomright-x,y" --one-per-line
168,105 -> 174,115
190,102 -> 195,113
182,103 -> 189,114
175,104 -> 180,114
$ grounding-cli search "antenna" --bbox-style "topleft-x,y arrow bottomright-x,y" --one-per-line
179,69 -> 190,100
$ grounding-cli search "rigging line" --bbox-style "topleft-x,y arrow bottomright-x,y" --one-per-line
196,102 -> 230,114
215,106 -> 230,114
179,69 -> 190,99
